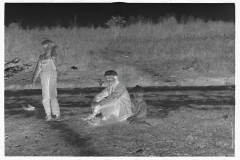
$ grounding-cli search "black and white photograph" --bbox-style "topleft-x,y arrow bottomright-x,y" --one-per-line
3,0 -> 236,157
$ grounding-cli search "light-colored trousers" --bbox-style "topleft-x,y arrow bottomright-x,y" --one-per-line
92,91 -> 132,121
40,71 -> 60,116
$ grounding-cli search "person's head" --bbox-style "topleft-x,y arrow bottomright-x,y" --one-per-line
104,70 -> 118,87
133,85 -> 144,101
41,39 -> 56,52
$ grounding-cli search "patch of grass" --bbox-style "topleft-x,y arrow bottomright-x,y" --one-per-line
5,18 -> 234,82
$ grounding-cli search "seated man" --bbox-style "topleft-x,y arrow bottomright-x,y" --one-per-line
82,70 -> 133,126
127,85 -> 151,126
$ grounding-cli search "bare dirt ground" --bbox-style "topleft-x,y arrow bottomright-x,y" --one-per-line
4,86 -> 235,156
4,47 -> 235,90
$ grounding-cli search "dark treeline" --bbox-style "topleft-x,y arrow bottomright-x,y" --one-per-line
5,3 -> 235,28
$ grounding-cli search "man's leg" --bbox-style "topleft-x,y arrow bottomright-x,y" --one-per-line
81,103 -> 98,121
100,104 -> 117,120
127,115 -> 136,123
40,72 -> 52,121
128,115 -> 150,125
49,72 -> 60,118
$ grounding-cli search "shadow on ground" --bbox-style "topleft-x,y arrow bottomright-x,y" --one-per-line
5,85 -> 235,118
48,122 -> 102,156
4,85 -> 235,156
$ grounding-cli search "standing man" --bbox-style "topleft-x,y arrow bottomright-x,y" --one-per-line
32,39 -> 61,121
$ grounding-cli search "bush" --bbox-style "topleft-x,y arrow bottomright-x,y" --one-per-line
105,16 -> 126,28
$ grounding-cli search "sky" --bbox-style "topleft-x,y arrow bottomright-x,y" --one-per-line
4,2 -> 235,28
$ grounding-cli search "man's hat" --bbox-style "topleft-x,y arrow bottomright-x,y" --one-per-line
104,70 -> 118,77
134,85 -> 144,93
41,39 -> 55,47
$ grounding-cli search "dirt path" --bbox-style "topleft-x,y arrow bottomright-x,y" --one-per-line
4,49 -> 235,90
4,86 -> 235,156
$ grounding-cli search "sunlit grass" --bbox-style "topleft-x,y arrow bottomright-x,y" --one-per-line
5,18 -> 235,79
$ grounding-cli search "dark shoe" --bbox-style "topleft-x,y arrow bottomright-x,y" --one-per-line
87,117 -> 102,126
54,115 -> 64,121
45,115 -> 52,121
81,114 -> 95,121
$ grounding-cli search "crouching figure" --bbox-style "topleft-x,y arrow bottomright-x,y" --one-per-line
127,85 -> 151,126
82,70 -> 133,126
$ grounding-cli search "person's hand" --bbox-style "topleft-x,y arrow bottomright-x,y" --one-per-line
94,95 -> 104,101
31,80 -> 35,89
92,96 -> 98,102
93,105 -> 100,115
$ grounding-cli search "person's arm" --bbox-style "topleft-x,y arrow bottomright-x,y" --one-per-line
134,101 -> 148,116
131,101 -> 135,113
91,88 -> 109,109
92,88 -> 108,102
98,83 -> 127,107
31,55 -> 42,87
51,50 -> 58,70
